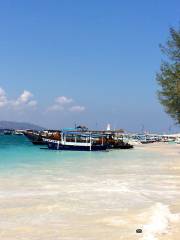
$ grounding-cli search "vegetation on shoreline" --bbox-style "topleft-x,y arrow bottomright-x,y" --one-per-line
156,26 -> 180,124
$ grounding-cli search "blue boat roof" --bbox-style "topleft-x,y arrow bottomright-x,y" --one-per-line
61,128 -> 77,131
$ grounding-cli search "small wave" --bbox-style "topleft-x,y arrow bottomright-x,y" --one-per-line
141,203 -> 180,240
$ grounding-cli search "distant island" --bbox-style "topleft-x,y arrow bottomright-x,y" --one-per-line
0,121 -> 45,131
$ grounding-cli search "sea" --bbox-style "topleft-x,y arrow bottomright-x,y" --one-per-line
0,135 -> 180,240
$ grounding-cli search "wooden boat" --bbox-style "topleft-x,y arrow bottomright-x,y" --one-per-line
44,131 -> 107,151
24,131 -> 45,145
105,134 -> 133,149
24,130 -> 61,145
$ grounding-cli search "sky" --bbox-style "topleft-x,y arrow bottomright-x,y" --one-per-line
0,0 -> 180,132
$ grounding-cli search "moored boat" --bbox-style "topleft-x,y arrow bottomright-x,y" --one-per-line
44,131 -> 107,151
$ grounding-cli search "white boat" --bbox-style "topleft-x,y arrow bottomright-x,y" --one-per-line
175,138 -> 180,144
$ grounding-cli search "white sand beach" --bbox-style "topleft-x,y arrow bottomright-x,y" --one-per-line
0,141 -> 180,240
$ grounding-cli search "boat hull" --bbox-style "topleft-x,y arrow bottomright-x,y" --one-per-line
24,132 -> 46,145
47,142 -> 107,151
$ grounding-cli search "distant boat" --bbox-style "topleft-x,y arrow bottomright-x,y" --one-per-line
133,134 -> 156,144
175,138 -> 180,144
127,139 -> 142,145
14,130 -> 24,136
3,129 -> 14,135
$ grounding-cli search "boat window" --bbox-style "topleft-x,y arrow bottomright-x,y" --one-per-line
76,135 -> 88,143
66,134 -> 75,142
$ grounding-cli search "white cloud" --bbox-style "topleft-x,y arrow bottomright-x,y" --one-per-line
0,89 -> 85,114
47,96 -> 86,113
48,96 -> 73,111
28,100 -> 37,107
13,90 -> 33,107
69,105 -> 85,112
56,96 -> 73,105
0,88 -> 37,110
0,87 -> 8,107
18,90 -> 32,103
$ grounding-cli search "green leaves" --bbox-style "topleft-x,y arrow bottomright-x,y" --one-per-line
157,26 -> 180,124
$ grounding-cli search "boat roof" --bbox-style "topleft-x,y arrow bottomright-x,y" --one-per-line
61,131 -> 106,137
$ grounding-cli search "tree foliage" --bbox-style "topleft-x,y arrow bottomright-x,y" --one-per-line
156,27 -> 180,124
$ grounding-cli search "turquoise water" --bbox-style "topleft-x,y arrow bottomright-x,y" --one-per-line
0,135 -> 180,240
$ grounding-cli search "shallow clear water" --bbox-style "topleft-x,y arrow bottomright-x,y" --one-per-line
0,136 -> 180,240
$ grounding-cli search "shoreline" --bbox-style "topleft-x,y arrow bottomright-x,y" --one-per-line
135,142 -> 180,157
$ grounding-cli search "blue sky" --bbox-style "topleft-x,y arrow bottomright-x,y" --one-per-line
0,0 -> 180,132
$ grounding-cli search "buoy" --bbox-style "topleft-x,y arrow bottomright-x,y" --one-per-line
136,229 -> 142,233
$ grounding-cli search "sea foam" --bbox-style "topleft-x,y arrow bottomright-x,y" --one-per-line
141,203 -> 180,240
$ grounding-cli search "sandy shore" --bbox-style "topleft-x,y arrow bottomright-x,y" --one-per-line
135,142 -> 180,157
135,142 -> 180,240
